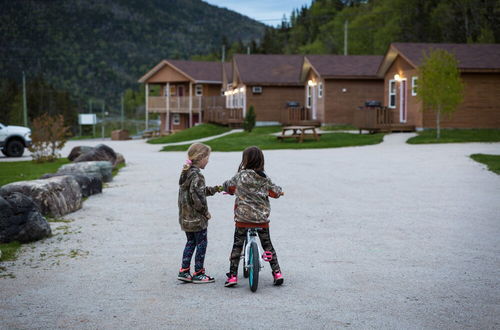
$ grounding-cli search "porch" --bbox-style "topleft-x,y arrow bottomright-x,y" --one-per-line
353,106 -> 415,133
204,107 -> 244,127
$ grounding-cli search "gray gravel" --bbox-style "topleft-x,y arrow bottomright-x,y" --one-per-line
1,134 -> 499,329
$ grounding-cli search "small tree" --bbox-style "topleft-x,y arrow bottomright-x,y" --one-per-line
416,49 -> 464,139
243,105 -> 256,132
29,113 -> 70,162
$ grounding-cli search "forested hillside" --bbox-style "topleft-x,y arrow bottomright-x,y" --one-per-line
0,0 -> 264,125
259,0 -> 500,55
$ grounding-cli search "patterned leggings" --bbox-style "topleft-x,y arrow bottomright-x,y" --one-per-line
229,227 -> 280,275
181,229 -> 208,272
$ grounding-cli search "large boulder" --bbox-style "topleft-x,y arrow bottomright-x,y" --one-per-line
57,161 -> 113,182
40,173 -> 102,197
0,176 -> 82,218
0,192 -> 52,243
73,144 -> 117,164
68,146 -> 94,161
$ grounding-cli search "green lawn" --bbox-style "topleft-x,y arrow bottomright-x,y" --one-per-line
0,158 -> 70,187
407,129 -> 500,144
470,154 -> 500,175
147,124 -> 231,144
161,126 -> 384,152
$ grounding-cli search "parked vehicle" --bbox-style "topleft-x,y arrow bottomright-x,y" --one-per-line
0,123 -> 32,157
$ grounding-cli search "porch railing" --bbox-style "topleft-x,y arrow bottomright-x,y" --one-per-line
353,106 -> 395,132
204,107 -> 243,126
281,106 -> 320,126
147,96 -> 205,113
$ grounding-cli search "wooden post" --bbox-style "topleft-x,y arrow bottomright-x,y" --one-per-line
189,82 -> 193,128
166,82 -> 170,133
145,83 -> 149,130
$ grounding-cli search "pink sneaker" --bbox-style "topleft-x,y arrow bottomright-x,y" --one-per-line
224,273 -> 238,287
273,271 -> 284,286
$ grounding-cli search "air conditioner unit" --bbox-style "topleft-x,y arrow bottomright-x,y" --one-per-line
252,86 -> 262,94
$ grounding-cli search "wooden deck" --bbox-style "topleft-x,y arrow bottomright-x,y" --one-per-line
204,107 -> 243,127
353,107 -> 415,133
281,106 -> 320,127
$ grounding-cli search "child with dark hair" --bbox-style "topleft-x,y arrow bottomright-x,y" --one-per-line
222,146 -> 284,287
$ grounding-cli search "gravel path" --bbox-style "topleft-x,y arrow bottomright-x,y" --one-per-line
1,134 -> 499,329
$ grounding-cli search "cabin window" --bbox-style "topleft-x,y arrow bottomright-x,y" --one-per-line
173,114 -> 180,125
318,82 -> 323,98
388,80 -> 396,108
411,77 -> 418,96
195,84 -> 203,96
306,85 -> 312,108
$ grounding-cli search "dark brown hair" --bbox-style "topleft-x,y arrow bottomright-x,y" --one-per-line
238,146 -> 265,172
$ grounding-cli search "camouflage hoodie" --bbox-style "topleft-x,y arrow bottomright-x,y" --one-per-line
222,169 -> 282,224
178,166 -> 217,232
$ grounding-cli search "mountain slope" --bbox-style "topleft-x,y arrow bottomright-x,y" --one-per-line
0,0 -> 265,107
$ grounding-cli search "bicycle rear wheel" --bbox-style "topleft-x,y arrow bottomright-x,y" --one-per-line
249,241 -> 259,292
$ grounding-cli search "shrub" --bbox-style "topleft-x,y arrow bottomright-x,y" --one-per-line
29,113 -> 70,162
243,105 -> 256,132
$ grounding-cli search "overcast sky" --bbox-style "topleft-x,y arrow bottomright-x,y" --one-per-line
203,0 -> 313,26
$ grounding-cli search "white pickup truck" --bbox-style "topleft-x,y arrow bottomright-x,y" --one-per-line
0,123 -> 32,157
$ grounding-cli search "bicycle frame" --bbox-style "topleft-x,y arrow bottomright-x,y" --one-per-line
242,228 -> 264,272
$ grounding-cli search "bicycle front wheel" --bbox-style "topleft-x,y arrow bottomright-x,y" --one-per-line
249,241 -> 260,292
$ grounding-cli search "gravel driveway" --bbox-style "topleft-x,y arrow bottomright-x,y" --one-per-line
1,134 -> 499,329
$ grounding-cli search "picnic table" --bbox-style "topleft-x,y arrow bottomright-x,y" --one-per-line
277,125 -> 321,143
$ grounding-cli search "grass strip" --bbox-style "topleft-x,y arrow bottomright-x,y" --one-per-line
407,129 -> 500,144
147,124 -> 230,144
0,241 -> 22,262
161,126 -> 384,152
470,154 -> 500,175
0,158 -> 70,186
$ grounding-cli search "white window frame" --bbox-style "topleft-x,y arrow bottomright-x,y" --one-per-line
388,80 -> 396,108
318,82 -> 323,98
195,84 -> 203,96
172,113 -> 180,125
306,85 -> 312,108
411,76 -> 418,96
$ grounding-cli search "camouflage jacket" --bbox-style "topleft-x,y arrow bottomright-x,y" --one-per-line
178,166 -> 217,232
222,169 -> 282,224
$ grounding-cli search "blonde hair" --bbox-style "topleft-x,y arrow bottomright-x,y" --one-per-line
183,143 -> 211,170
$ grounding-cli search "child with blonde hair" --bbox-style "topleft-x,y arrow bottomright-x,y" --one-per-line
177,143 -> 221,283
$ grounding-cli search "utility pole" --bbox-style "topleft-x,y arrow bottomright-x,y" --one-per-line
247,46 -> 250,55
101,100 -> 105,139
221,45 -> 225,62
22,71 -> 28,127
121,93 -> 124,130
344,20 -> 348,56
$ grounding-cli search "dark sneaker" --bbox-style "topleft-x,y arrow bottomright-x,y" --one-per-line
192,269 -> 215,284
224,273 -> 238,287
177,267 -> 193,283
273,271 -> 284,286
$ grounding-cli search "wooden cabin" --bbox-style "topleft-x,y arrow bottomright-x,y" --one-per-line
377,43 -> 500,129
219,54 -> 306,126
138,60 -> 225,133
301,55 -> 385,127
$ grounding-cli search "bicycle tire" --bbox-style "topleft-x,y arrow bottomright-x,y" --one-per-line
249,241 -> 259,292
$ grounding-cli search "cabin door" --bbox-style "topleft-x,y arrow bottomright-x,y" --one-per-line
177,86 -> 185,97
399,79 -> 407,123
